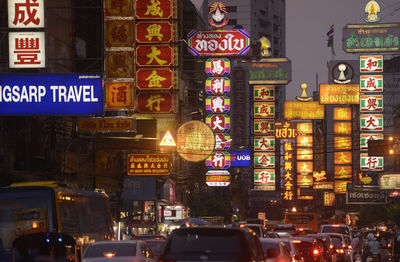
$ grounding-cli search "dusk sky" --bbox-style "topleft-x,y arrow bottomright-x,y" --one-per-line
191,0 -> 400,99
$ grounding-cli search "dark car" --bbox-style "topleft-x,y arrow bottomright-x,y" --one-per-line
143,239 -> 166,259
273,224 -> 296,236
259,238 -> 293,262
158,226 -> 266,262
290,237 -> 324,262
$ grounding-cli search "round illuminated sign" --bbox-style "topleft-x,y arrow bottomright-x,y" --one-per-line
176,120 -> 215,162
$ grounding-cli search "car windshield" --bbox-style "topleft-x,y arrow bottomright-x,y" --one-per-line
322,226 -> 350,235
246,226 -> 261,237
261,241 -> 281,256
84,243 -> 137,258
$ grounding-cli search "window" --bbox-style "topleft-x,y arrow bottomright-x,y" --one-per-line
228,19 -> 237,26
226,6 -> 237,13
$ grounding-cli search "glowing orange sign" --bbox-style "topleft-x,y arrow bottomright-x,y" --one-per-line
334,137 -> 352,150
297,122 -> 313,135
333,107 -> 352,120
334,166 -> 352,179
334,151 -> 352,165
297,161 -> 313,174
284,102 -> 324,120
297,148 -> 313,161
298,174 -> 313,187
297,135 -> 313,147
334,122 -> 352,135
334,180 -> 351,194
105,81 -> 134,110
319,84 -> 359,104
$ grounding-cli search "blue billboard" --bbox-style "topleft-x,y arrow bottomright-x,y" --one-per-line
0,74 -> 103,115
231,149 -> 251,167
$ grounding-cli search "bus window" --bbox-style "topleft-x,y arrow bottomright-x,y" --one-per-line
283,212 -> 318,233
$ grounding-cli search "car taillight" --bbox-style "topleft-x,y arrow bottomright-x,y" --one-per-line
348,245 -> 352,249
313,249 -> 319,255
329,244 -> 334,249
158,260 -> 175,262
104,252 -> 115,258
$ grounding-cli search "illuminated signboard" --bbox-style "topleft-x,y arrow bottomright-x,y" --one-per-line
297,135 -> 313,147
205,58 -> 231,76
360,55 -> 383,73
105,81 -> 135,110
313,171 -> 327,182
319,84 -> 359,104
334,122 -> 352,135
136,92 -> 177,113
334,165 -> 352,179
334,137 -> 352,150
254,169 -> 275,191
135,0 -> 176,20
254,152 -> 275,168
127,154 -> 170,176
176,120 -> 215,162
206,114 -> 230,132
298,174 -> 313,187
135,45 -> 176,67
334,151 -> 352,165
105,0 -> 133,16
105,51 -> 134,79
8,0 -> 45,28
360,75 -> 383,92
380,174 -> 400,190
254,136 -> 275,151
360,114 -> 383,131
361,153 -> 383,171
360,95 -> 383,112
136,68 -> 177,90
334,107 -> 352,120
242,58 -> 292,85
0,74 -> 103,115
314,181 -> 334,190
296,122 -> 313,135
282,140 -> 295,200
297,161 -> 313,174
214,133 -> 231,151
187,29 -> 250,56
297,148 -> 313,161
334,180 -> 351,194
206,96 -> 230,113
9,32 -> 45,68
78,117 -> 135,133
254,85 -> 275,101
324,192 -> 335,206
254,119 -> 274,135
205,77 -> 230,95
135,21 -> 176,43
360,133 -> 383,150
284,101 -> 324,120
275,122 -> 296,139
230,149 -> 251,167
206,170 -> 231,186
254,102 -> 275,118
206,151 -> 231,169
343,23 -> 400,53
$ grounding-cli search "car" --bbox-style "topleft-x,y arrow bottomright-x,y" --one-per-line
276,238 -> 305,262
132,234 -> 166,240
239,223 -> 267,238
82,240 -> 157,262
290,236 -> 324,262
265,231 -> 280,238
273,224 -> 296,235
259,238 -> 292,262
320,224 -> 352,239
327,234 -> 348,262
143,239 -> 166,259
158,226 -> 266,262
306,234 -> 337,262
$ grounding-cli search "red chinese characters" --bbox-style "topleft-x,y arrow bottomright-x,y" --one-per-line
9,32 -> 45,68
135,0 -> 175,20
136,68 -> 176,90
136,21 -> 176,43
105,82 -> 134,110
9,0 -> 44,28
136,92 -> 176,113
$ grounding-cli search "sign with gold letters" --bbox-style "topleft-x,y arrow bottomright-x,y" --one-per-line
127,154 -> 170,176
136,68 -> 176,90
105,20 -> 134,47
334,122 -> 352,135
105,0 -> 133,16
136,92 -> 176,113
135,0 -> 176,20
319,84 -> 359,104
106,51 -> 134,79
106,81 -> 134,110
135,21 -> 176,43
334,107 -> 352,120
284,102 -> 324,120
78,117 -> 135,133
334,165 -> 352,179
334,136 -> 352,150
334,151 -> 352,165
136,45 -> 175,67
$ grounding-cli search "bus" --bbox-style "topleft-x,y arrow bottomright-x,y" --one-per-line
283,212 -> 318,233
0,181 -> 113,261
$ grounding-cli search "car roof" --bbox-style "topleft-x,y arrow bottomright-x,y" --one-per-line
259,238 -> 283,243
88,240 -> 143,245
289,236 -> 317,243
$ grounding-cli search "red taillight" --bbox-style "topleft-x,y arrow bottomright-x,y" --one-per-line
313,249 -> 319,255
158,260 -> 175,262
104,252 -> 115,258
329,244 -> 334,249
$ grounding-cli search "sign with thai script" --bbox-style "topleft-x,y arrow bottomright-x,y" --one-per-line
230,149 -> 251,167
206,170 -> 231,186
284,102 -> 324,120
360,153 -> 384,171
205,58 -> 231,76
254,169 -> 275,191
136,68 -> 176,90
242,58 -> 292,85
346,189 -> 387,204
254,102 -> 275,118
214,133 -> 231,151
8,0 -> 45,28
136,45 -> 175,67
105,81 -> 134,110
206,114 -> 230,132
360,55 -> 383,72
360,75 -> 383,92
380,174 -> 400,190
254,119 -> 274,135
0,74 -> 102,115
360,133 -> 384,150
187,29 -> 250,56
135,0 -> 176,20
136,92 -> 176,113
78,117 -> 135,133
314,181 -> 334,190
275,122 -> 296,139
360,114 -> 383,131
135,21 -> 176,43
206,151 -> 231,169
254,152 -> 275,168
205,77 -> 230,95
319,84 -> 359,104
127,154 -> 170,176
254,85 -> 274,101
360,95 -> 383,112
343,23 -> 400,53
254,136 -> 275,151
334,107 -> 352,120
206,96 -> 230,113
9,32 -> 45,68
176,120 -> 215,162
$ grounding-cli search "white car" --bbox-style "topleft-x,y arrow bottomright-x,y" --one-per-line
82,240 -> 157,262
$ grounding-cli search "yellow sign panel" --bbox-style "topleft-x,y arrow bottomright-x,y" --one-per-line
324,192 -> 335,206
297,161 -> 313,174
297,174 -> 313,187
334,107 -> 352,120
297,135 -> 313,147
297,122 -> 313,134
334,136 -> 352,150
334,151 -> 352,165
284,101 -> 325,120
176,121 -> 215,162
334,165 -> 352,179
297,148 -> 313,161
319,84 -> 359,104
78,117 -> 135,133
334,180 -> 351,194
334,122 -> 352,135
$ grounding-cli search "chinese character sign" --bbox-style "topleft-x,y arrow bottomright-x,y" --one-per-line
281,139 -> 295,200
206,114 -> 230,132
206,77 -> 230,95
9,32 -> 45,68
8,0 -> 44,28
135,0 -> 176,20
360,114 -> 384,131
105,20 -> 134,47
135,21 -> 176,43
360,55 -> 383,72
105,81 -> 134,110
136,68 -> 176,90
360,75 -> 383,92
205,58 -> 231,76
206,96 -> 230,113
206,151 -> 231,169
